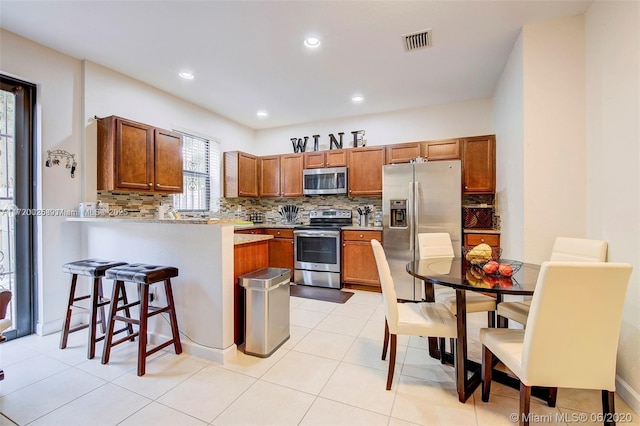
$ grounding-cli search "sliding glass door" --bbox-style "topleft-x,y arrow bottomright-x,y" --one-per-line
0,74 -> 36,340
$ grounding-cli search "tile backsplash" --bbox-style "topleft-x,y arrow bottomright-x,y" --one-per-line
97,190 -> 382,225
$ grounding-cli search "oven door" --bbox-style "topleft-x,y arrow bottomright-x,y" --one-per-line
294,229 -> 341,273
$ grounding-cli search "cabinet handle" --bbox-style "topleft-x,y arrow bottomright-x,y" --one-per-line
156,183 -> 160,187
343,243 -> 346,247
359,234 -> 364,238
277,231 -> 281,235
148,182 -> 152,186
481,238 -> 485,242
464,186 -> 468,189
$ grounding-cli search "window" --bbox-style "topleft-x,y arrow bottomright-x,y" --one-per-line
173,131 -> 220,212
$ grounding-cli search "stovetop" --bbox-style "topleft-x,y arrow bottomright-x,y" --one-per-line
296,208 -> 352,230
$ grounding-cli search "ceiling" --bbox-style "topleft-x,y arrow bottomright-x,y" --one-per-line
0,0 -> 592,130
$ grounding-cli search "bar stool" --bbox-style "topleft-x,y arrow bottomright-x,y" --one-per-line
60,259 -> 130,359
101,263 -> 182,376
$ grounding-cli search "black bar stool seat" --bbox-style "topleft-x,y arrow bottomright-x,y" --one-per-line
102,263 -> 182,376
60,259 -> 130,359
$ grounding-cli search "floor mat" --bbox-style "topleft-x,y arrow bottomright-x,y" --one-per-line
290,284 -> 354,304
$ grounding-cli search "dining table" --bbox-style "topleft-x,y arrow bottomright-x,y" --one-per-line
406,256 -> 541,403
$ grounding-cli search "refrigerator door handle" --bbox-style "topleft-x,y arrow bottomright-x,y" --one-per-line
408,181 -> 414,253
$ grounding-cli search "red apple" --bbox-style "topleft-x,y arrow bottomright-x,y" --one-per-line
498,277 -> 513,287
498,263 -> 513,277
483,275 -> 499,288
483,260 -> 499,274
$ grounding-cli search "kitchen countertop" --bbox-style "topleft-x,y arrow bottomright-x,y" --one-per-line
67,217 -> 238,225
234,234 -> 274,245
341,226 -> 383,231
463,228 -> 501,234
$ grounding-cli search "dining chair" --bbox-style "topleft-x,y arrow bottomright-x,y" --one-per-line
497,237 -> 608,326
371,239 -> 457,390
418,233 -> 497,326
480,261 -> 632,426
0,288 -> 12,381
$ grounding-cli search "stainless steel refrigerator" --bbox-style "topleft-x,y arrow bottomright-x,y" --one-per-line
382,160 -> 462,301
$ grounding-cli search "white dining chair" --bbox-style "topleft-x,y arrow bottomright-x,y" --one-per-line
418,233 -> 497,325
480,261 -> 632,426
497,237 -> 608,325
371,239 -> 457,390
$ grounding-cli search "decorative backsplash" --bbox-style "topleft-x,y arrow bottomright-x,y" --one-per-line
96,191 -> 382,225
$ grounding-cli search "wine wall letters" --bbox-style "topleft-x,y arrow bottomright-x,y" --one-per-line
291,130 -> 365,153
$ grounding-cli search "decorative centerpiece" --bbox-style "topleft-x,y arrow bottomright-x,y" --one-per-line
463,244 -> 523,288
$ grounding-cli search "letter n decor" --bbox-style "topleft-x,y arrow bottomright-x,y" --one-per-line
328,132 -> 344,150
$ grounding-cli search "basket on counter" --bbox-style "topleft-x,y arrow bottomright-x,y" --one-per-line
463,206 -> 493,229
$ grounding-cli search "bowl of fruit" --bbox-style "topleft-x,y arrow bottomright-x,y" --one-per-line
463,244 -> 522,277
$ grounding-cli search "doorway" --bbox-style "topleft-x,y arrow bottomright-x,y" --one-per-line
0,74 -> 37,340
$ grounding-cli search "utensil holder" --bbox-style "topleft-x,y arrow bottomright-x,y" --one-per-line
359,214 -> 369,227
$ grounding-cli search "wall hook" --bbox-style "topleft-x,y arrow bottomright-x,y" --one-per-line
46,149 -> 77,178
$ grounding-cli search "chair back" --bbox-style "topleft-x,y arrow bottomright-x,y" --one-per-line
522,261 -> 632,390
550,237 -> 607,262
371,239 -> 399,334
418,233 -> 454,259
0,290 -> 10,320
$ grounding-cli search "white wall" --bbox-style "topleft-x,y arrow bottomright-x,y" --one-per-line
585,1 -> 640,410
83,61 -> 255,200
0,29 -> 83,333
522,15 -> 587,264
254,99 -> 493,156
0,30 -> 255,333
493,32 -> 525,260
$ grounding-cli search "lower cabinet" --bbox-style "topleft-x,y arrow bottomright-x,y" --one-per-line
233,238 -> 269,345
264,228 -> 294,279
342,230 -> 382,288
464,233 -> 500,249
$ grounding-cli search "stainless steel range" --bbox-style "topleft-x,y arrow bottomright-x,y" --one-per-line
293,209 -> 352,289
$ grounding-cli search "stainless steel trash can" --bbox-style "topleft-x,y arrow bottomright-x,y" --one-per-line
239,267 -> 291,357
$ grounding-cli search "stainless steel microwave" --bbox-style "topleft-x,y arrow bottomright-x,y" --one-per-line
302,167 -> 348,195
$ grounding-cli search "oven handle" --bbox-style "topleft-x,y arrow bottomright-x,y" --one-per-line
294,230 -> 341,238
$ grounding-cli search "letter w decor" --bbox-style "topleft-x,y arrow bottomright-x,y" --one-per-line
291,137 -> 308,153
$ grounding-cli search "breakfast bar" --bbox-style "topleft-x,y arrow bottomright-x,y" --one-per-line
67,217 -> 243,364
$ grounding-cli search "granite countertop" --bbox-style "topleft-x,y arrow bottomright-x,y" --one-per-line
67,217 -> 237,225
234,234 -> 274,245
463,228 -> 501,234
342,226 -> 383,231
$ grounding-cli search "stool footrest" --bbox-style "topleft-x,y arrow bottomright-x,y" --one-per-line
114,315 -> 139,326
73,295 -> 91,302
116,301 -> 140,312
145,339 -> 176,357
68,323 -> 89,333
110,331 -> 140,347
148,305 -> 171,316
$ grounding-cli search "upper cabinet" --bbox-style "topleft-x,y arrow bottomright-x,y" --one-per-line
461,135 -> 495,194
97,116 -> 183,193
385,142 -> 421,164
348,146 -> 385,197
259,155 -> 281,197
224,151 -> 259,197
303,150 -> 347,169
422,138 -> 460,161
280,154 -> 304,197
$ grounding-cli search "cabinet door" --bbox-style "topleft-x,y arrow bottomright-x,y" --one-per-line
386,143 -> 421,164
342,241 -> 381,287
260,156 -> 281,197
238,153 -> 259,197
280,154 -> 303,197
325,150 -> 347,167
348,147 -> 385,197
303,152 -> 325,169
462,136 -> 495,194
154,129 -> 184,193
268,238 -> 294,278
116,119 -> 153,191
423,139 -> 460,161
464,233 -> 500,249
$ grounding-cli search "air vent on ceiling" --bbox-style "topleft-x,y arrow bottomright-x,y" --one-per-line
403,29 -> 432,52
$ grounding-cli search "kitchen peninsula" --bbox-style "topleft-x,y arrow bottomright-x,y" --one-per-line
67,217 -> 260,364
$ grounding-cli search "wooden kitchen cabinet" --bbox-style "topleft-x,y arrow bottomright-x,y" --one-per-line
461,135 -> 495,194
280,154 -> 304,197
464,233 -> 500,249
97,116 -> 183,193
260,155 -> 281,197
348,146 -> 385,197
342,230 -> 382,288
385,142 -> 421,164
264,228 -> 294,279
304,150 -> 348,168
422,138 -> 460,161
224,151 -> 259,197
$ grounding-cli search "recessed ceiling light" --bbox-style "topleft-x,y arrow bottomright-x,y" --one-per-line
304,37 -> 321,48
179,71 -> 194,80
256,110 -> 268,118
351,95 -> 365,103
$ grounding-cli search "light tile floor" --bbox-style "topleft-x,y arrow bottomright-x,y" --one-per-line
1,289 -> 638,425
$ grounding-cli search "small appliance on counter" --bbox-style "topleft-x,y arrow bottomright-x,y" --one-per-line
78,202 -> 96,217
